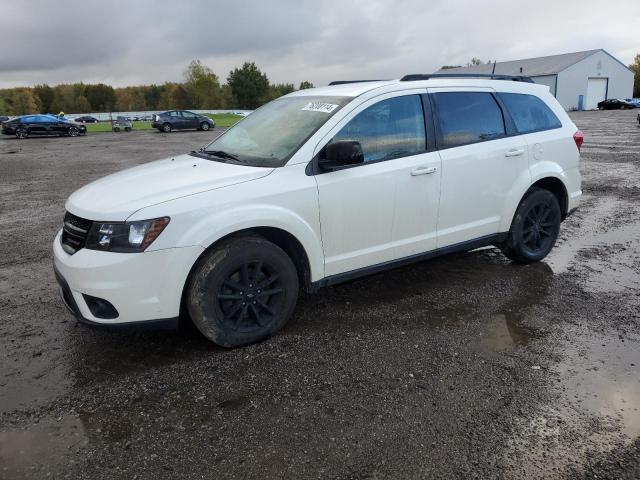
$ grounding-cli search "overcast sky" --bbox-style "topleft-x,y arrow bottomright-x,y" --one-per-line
1,0 -> 638,89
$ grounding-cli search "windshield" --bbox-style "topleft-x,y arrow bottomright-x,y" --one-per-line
202,95 -> 351,167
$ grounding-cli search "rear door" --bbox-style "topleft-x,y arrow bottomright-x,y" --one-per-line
169,111 -> 184,129
429,88 -> 529,247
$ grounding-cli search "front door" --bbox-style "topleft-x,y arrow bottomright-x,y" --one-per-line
181,111 -> 199,129
314,92 -> 441,277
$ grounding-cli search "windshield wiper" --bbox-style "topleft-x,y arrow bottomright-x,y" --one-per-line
204,150 -> 240,161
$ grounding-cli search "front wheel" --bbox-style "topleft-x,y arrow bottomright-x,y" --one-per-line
200,121 -> 210,131
67,126 -> 79,137
187,237 -> 299,347
499,188 -> 561,264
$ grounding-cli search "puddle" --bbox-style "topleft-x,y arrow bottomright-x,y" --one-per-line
555,331 -> 640,439
548,196 -> 640,293
0,415 -> 87,479
504,330 -> 640,479
480,313 -> 534,351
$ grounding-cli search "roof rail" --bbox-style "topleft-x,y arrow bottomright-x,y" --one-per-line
400,73 -> 535,83
328,80 -> 386,86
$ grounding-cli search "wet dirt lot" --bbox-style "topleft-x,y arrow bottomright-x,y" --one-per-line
0,111 -> 639,479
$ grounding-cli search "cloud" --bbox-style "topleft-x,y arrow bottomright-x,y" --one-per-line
0,0 -> 637,88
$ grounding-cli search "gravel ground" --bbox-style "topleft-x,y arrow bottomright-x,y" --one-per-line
0,112 -> 639,479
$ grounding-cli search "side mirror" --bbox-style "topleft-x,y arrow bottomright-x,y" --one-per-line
318,141 -> 364,171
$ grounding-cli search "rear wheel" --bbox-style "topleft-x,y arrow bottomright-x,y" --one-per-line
125,127 -> 132,132
499,188 -> 561,264
187,237 -> 299,347
15,128 -> 28,139
200,121 -> 210,131
162,123 -> 172,133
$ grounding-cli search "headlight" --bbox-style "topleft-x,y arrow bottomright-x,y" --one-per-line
85,217 -> 170,252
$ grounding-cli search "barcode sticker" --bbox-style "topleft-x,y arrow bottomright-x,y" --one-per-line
301,102 -> 339,113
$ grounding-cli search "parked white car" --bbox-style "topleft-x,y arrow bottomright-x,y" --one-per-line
54,74 -> 583,347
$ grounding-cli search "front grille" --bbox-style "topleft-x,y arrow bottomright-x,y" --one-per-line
61,211 -> 92,254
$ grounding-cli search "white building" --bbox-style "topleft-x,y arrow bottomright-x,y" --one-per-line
436,49 -> 634,110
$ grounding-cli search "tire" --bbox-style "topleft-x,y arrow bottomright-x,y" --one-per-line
187,236 -> 299,347
67,126 -> 79,137
125,127 -> 131,132
113,127 -> 120,132
200,121 -> 210,131
499,187 -> 561,264
15,128 -> 28,139
162,123 -> 172,133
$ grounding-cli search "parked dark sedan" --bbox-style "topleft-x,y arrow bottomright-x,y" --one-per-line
1,114 -> 87,139
151,110 -> 215,132
597,98 -> 636,110
74,115 -> 99,123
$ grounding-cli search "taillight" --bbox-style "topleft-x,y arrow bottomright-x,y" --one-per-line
573,130 -> 584,152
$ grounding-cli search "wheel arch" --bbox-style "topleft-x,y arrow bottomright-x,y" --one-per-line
501,170 -> 570,232
530,176 -> 568,219
179,226 -> 314,325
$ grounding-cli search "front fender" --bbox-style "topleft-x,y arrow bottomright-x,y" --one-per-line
187,204 -> 324,281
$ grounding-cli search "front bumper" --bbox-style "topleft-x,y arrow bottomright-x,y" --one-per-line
53,229 -> 204,327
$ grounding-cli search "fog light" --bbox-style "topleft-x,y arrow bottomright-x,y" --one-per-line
83,294 -> 119,319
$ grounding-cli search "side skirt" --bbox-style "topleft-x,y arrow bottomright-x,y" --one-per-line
310,233 -> 507,290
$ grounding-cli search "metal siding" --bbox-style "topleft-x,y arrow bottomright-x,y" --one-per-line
556,50 -> 634,110
436,50 -> 599,76
531,75 -> 557,96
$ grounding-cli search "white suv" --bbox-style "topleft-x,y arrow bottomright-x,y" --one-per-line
54,74 -> 583,347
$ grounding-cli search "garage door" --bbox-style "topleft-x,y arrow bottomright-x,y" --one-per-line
585,77 -> 608,110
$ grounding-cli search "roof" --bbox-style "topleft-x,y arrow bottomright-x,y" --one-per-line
289,81 -> 393,97
435,49 -> 625,77
286,77 -> 549,101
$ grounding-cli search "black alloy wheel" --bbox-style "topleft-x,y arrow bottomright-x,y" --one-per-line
500,187 -> 561,264
520,201 -> 559,256
217,260 -> 285,333
15,128 -> 28,139
188,236 -> 299,347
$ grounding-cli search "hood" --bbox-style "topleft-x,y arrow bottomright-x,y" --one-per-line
66,153 -> 273,220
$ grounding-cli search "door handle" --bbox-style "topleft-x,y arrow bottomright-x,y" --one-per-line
505,149 -> 525,157
410,166 -> 437,176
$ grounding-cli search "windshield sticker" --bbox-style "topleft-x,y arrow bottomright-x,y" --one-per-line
302,102 -> 339,113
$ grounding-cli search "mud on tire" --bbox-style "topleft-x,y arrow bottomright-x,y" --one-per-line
187,236 -> 299,347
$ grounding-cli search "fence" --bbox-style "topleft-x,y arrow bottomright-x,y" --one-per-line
65,109 -> 253,121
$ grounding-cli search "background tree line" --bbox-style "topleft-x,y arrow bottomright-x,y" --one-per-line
0,60 -> 314,115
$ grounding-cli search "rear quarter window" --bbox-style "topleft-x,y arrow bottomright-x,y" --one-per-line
498,93 -> 562,134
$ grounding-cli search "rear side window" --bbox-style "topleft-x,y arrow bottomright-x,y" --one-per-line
433,92 -> 505,148
331,95 -> 426,163
498,93 -> 562,133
